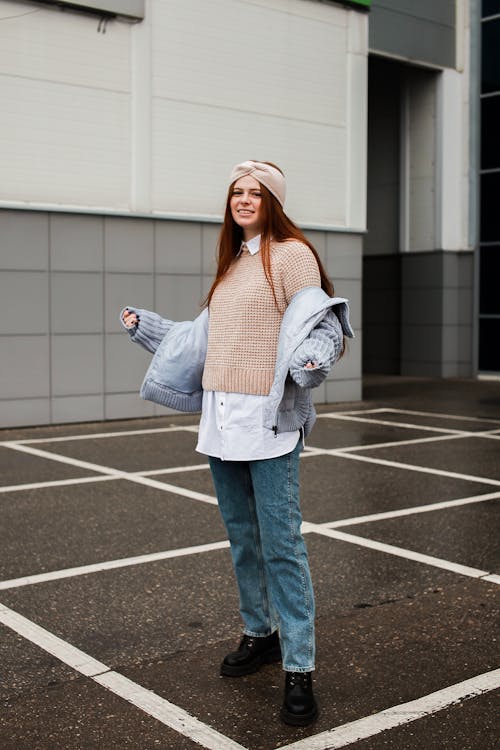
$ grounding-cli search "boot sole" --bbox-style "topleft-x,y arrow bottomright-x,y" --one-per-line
220,647 -> 282,677
280,704 -> 319,727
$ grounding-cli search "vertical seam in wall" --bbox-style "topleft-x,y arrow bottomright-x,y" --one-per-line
199,223 -> 203,309
153,218 -> 157,416
102,216 -> 106,420
48,213 -> 53,424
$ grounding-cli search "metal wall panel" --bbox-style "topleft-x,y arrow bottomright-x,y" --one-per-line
370,0 -> 456,69
0,209 -> 363,427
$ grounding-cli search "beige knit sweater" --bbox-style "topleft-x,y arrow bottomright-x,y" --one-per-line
202,240 -> 321,395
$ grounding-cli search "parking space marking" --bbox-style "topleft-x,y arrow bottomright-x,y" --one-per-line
0,475 -> 117,494
279,668 -> 500,750
0,425 -> 197,446
322,490 -> 500,529
94,671 -> 247,750
2,407 -> 498,749
0,540 -> 230,591
3,595 -> 497,750
3,442 -> 218,505
307,525 -> 497,582
0,602 -> 109,676
483,574 -> 500,584
323,407 -> 500,426
2,493 -> 496,593
0,602 -> 246,750
319,449 -> 500,487
320,414 -> 469,435
381,407 -> 500,425
333,432 -> 469,453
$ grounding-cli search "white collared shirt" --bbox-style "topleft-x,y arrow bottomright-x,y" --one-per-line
196,234 -> 300,461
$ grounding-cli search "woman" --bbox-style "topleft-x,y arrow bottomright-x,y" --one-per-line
122,160 -> 353,726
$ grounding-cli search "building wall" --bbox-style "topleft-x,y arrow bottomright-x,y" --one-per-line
479,2 -> 500,372
0,0 -> 366,427
369,0 -> 456,68
0,209 -> 362,427
364,2 -> 475,379
0,0 -> 367,230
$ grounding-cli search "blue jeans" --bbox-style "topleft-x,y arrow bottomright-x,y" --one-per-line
209,439 -> 315,672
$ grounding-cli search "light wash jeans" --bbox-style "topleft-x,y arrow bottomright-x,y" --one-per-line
209,439 -> 315,672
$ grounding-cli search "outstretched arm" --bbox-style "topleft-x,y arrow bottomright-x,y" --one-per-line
120,306 -> 174,354
289,309 -> 344,388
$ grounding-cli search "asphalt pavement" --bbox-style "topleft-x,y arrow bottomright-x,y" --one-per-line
0,375 -> 499,750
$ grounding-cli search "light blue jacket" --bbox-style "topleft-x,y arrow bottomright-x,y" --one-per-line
121,286 -> 353,437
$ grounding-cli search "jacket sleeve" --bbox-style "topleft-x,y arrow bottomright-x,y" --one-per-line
288,309 -> 344,388
119,306 -> 174,354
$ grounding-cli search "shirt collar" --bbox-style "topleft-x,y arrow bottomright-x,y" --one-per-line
239,234 -> 261,256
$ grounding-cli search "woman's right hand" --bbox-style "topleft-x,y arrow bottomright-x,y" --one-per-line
122,308 -> 139,328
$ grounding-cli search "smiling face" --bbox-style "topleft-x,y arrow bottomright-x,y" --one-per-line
229,175 -> 263,240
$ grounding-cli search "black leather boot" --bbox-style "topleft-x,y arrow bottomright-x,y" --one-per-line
280,671 -> 318,726
220,632 -> 281,676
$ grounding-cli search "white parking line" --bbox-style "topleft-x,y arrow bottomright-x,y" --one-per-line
0,425 -> 197,446
333,432 -> 469,453
323,407 -> 500,425
279,668 -> 500,750
1,409 -> 498,749
308,525 -> 497,581
0,475 -> 117,494
0,602 -> 246,750
1,492 -> 497,592
0,540 -> 230,591
322,490 -> 500,528
382,407 -> 500,425
322,449 -> 500,487
3,443 -> 218,505
320,414 -> 468,434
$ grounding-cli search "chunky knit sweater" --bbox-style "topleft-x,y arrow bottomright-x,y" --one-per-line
202,240 -> 321,395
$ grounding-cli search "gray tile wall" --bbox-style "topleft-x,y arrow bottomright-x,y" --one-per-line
364,250 -> 474,378
0,210 -> 362,427
363,254 -> 401,374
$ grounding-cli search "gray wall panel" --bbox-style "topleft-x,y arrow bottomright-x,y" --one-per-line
51,273 -> 103,334
0,209 -> 362,427
154,275 -> 203,321
333,278 -> 361,331
50,214 -> 103,272
0,211 -> 48,270
201,224 -> 221,277
0,336 -> 50,399
105,273 -> 154,333
104,333 -> 152,393
0,272 -> 49,335
0,399 -> 51,428
52,395 -> 104,423
400,250 -> 474,377
105,393 -> 155,420
370,1 -> 455,69
326,234 -> 363,280
373,0 -> 454,27
155,221 -> 202,274
104,218 -> 155,274
304,230 -> 327,263
51,335 -> 104,396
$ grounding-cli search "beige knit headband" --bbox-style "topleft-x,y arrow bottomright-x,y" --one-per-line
229,160 -> 286,207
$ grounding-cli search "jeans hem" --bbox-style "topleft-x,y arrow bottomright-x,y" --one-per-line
243,628 -> 278,638
283,666 -> 315,673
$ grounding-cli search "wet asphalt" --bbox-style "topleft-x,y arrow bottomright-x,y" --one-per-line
0,376 -> 499,750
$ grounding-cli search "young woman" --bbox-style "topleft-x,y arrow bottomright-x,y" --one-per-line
121,160 -> 353,726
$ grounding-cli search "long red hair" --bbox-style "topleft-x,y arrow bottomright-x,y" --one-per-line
205,163 -> 334,307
